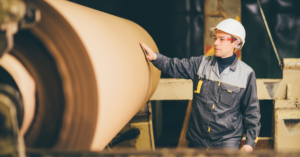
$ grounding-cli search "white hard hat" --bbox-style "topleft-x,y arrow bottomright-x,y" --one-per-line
210,18 -> 246,49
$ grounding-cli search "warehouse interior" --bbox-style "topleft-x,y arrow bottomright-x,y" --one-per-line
0,0 -> 300,156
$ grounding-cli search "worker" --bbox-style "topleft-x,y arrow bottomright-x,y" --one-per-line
140,18 -> 261,152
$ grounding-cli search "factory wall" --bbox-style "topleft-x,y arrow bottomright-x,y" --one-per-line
242,0 -> 300,78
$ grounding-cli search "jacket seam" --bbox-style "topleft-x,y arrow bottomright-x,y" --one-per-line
199,77 -> 246,89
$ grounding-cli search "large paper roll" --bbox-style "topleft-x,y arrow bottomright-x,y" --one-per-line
16,0 -> 160,151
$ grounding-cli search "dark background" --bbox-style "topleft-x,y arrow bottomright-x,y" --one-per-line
69,0 -> 300,148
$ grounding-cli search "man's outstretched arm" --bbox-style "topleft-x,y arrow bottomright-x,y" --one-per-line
140,42 -> 202,79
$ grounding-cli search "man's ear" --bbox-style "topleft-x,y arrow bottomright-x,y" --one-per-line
233,40 -> 239,47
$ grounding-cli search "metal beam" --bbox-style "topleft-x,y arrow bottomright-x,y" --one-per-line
150,79 -> 193,100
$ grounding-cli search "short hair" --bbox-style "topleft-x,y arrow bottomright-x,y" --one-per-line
230,35 -> 237,43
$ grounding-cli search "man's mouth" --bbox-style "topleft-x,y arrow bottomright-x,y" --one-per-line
214,48 -> 220,51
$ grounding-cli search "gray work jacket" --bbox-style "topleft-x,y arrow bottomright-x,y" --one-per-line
151,53 -> 261,149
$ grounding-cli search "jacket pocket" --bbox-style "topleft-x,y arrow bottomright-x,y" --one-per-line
219,83 -> 240,105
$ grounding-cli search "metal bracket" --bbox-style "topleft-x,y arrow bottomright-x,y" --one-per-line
0,84 -> 25,157
0,0 -> 40,57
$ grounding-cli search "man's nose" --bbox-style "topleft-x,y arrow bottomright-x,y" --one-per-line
214,39 -> 219,46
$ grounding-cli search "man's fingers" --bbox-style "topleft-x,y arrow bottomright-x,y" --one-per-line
240,145 -> 253,153
140,42 -> 152,53
140,41 -> 157,60
140,42 -> 151,55
140,42 -> 147,50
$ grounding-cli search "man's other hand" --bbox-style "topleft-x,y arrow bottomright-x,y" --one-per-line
240,145 -> 253,152
140,42 -> 157,61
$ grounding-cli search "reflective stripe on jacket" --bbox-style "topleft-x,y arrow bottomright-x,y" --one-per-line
151,53 -> 261,148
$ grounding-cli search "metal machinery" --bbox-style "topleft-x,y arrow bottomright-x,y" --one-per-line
0,0 -> 300,157
0,0 -> 161,155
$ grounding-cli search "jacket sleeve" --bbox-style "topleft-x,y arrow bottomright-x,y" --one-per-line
151,52 -> 203,80
240,71 -> 261,148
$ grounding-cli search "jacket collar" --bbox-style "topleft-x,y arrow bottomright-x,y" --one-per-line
211,54 -> 239,72
230,55 -> 238,72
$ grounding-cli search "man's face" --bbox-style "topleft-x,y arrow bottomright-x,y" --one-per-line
213,30 -> 239,58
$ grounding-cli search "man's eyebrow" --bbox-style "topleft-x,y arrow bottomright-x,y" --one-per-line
212,35 -> 226,38
215,35 -> 227,38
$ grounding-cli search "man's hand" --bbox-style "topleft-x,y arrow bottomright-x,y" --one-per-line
140,42 -> 157,61
240,145 -> 253,152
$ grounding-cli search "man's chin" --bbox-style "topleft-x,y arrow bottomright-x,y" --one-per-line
214,53 -> 221,57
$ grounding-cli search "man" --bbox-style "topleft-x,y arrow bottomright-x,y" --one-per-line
140,18 -> 261,152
